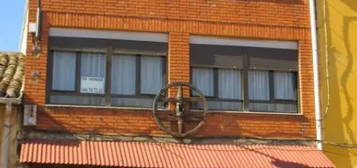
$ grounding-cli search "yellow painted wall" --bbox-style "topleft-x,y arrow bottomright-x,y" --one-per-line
317,0 -> 357,167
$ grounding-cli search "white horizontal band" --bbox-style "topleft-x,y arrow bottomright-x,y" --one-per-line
190,35 -> 298,50
49,28 -> 168,43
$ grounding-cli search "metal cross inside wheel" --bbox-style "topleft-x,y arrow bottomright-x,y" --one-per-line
152,82 -> 208,137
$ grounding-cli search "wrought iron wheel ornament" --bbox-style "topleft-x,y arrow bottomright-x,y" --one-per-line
152,82 -> 208,138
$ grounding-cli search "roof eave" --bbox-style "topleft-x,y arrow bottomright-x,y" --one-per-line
0,97 -> 22,105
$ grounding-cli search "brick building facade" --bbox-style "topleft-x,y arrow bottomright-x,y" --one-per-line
18,0 -> 334,167
24,0 -> 315,138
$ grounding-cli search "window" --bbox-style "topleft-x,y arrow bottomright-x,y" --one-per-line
80,52 -> 106,94
52,51 -> 76,91
190,45 -> 244,110
48,35 -> 167,108
192,68 -> 214,97
111,55 -> 136,95
190,37 -> 298,113
140,56 -> 164,95
110,55 -> 166,107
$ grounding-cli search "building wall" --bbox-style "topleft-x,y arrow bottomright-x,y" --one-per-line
0,105 -> 21,168
316,0 -> 357,167
24,0 -> 316,139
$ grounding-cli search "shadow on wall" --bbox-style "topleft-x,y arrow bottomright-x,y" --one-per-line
342,0 -> 357,11
322,0 -> 357,167
340,15 -> 357,158
38,107 -> 164,136
340,0 -> 357,152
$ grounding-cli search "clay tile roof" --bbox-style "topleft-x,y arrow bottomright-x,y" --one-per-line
20,139 -> 335,168
0,52 -> 24,98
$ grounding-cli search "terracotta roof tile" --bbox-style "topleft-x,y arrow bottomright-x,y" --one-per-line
20,139 -> 335,168
0,52 -> 24,98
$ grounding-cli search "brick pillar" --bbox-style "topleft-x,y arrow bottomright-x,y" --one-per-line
168,32 -> 190,98
24,13 -> 49,105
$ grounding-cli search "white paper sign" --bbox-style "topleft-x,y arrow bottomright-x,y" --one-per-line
80,76 -> 105,94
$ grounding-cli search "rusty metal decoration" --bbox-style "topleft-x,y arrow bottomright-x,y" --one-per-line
152,82 -> 208,138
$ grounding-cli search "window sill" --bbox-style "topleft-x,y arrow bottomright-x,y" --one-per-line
192,109 -> 303,116
45,104 -> 303,116
44,104 -> 157,111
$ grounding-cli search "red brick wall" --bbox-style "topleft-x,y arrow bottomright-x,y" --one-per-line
24,0 -> 316,139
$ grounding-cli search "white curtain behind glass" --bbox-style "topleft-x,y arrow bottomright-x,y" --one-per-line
80,53 -> 106,94
218,69 -> 241,99
274,72 -> 296,100
52,51 -> 76,91
192,68 -> 214,96
248,71 -> 270,100
140,56 -> 163,94
111,55 -> 136,95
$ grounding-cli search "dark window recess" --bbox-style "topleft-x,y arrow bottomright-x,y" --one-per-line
190,44 -> 244,69
48,37 -> 167,108
190,44 -> 298,113
247,47 -> 298,71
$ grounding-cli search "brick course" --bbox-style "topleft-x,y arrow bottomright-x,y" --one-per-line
24,0 -> 316,139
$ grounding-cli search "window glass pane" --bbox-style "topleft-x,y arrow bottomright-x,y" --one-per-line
52,51 -> 76,91
274,72 -> 296,100
111,55 -> 136,95
140,56 -> 163,94
192,68 -> 214,97
248,71 -> 270,100
218,69 -> 241,99
80,53 -> 106,94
